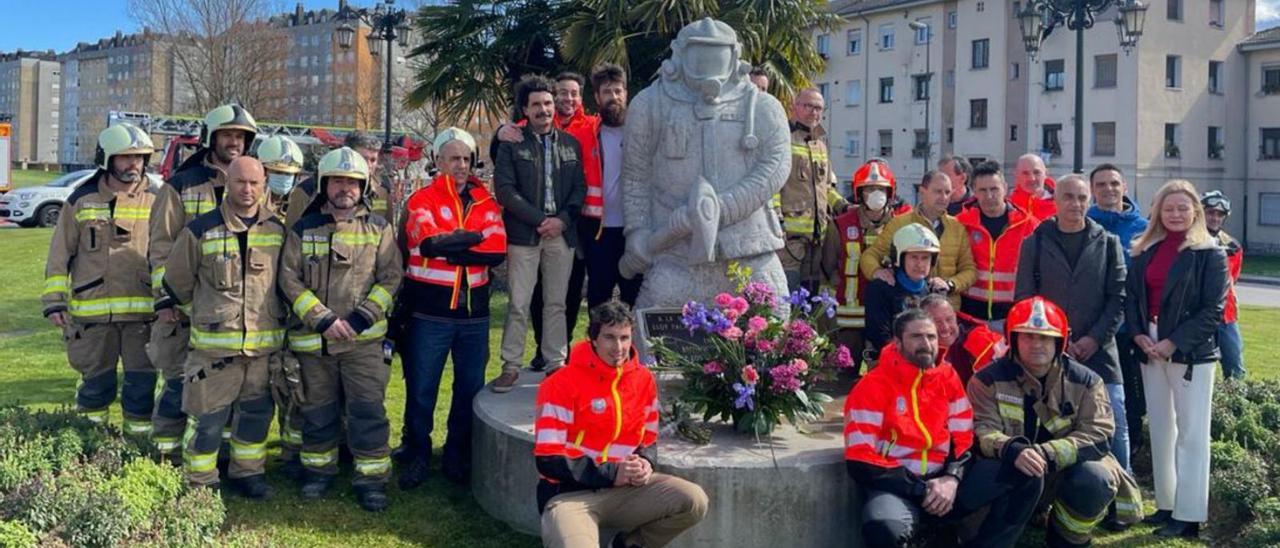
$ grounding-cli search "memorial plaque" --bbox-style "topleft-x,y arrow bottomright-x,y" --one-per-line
636,307 -> 706,362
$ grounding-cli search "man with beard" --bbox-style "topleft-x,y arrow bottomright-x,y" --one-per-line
148,104 -> 258,461
493,75 -> 586,391
161,157 -> 286,497
495,72 -> 595,372
776,88 -> 848,292
280,147 -> 403,511
583,63 -> 642,310
968,297 -> 1144,546
286,132 -> 389,227
845,308 -> 1043,547
43,123 -> 160,434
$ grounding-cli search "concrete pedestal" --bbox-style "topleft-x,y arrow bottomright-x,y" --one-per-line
471,373 -> 863,547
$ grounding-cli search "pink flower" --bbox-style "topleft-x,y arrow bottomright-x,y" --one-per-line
729,297 -> 750,316
714,292 -> 734,308
769,363 -> 804,393
827,345 -> 855,369
790,357 -> 809,373
724,307 -> 742,321
703,361 -> 724,374
784,320 -> 817,355
755,339 -> 776,353
742,366 -> 760,385
747,315 -> 769,333
719,326 -> 743,340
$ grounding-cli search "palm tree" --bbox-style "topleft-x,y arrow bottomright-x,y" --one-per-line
405,0 -> 567,128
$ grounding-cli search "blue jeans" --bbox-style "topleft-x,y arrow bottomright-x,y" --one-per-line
1217,321 -> 1246,379
401,316 -> 489,474
1106,383 -> 1130,472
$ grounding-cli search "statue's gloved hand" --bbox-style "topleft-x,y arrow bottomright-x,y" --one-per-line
619,229 -> 654,280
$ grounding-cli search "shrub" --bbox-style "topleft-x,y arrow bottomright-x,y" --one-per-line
105,459 -> 184,529
0,519 -> 38,548
1210,441 -> 1273,525
154,487 -> 226,547
1242,520 -> 1280,546
63,489 -> 132,548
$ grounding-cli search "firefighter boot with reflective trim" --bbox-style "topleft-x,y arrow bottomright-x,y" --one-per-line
355,483 -> 388,512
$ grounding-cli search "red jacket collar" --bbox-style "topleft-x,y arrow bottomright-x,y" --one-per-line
955,200 -> 1031,228
568,340 -> 641,378
878,342 -> 951,378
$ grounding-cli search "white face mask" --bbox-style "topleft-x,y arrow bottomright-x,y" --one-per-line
267,173 -> 297,196
864,189 -> 888,210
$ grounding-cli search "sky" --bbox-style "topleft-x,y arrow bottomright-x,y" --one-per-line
2,0 -> 1278,54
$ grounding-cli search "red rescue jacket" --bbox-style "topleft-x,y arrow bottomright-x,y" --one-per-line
956,203 -> 1039,318
403,175 -> 506,309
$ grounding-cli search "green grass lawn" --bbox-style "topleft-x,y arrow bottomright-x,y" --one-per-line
1243,254 -> 1280,278
7,168 -> 61,190
1,227 -> 1274,546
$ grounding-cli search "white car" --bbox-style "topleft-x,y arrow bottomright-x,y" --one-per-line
0,170 -> 164,228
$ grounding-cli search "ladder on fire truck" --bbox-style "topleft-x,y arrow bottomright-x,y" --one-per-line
108,110 -> 407,147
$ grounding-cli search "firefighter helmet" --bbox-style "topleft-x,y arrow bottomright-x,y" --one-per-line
257,136 -> 304,174
201,104 -> 258,148
95,123 -> 155,171
891,223 -> 940,267
851,159 -> 897,204
1005,296 -> 1070,352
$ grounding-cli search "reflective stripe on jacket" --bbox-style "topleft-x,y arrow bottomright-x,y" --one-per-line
775,122 -> 846,240
857,211 -> 978,309
827,203 -> 911,328
150,150 -> 225,312
956,203 -> 1039,315
43,173 -> 158,322
403,176 -> 506,309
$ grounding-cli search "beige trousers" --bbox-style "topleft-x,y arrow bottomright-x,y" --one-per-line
541,473 -> 709,548
501,235 -> 573,372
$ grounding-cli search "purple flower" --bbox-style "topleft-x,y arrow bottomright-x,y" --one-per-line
769,366 -> 803,393
708,310 -> 733,333
784,320 -> 817,354
681,301 -> 715,333
811,288 -> 839,318
827,345 -> 855,369
733,382 -> 756,410
788,286 -> 813,314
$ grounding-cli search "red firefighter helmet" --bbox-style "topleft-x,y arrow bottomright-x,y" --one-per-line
851,159 -> 896,204
1005,296 -> 1070,353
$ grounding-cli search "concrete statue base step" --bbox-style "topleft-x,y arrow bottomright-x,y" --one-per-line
471,371 -> 863,547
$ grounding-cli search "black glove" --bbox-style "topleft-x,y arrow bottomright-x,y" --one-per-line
419,230 -> 484,257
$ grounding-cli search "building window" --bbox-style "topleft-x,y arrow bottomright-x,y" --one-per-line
818,82 -> 829,100
1209,0 -> 1223,27
972,39 -> 990,69
913,130 -> 929,157
817,34 -> 830,58
945,70 -> 956,88
947,127 -> 954,143
970,99 -> 988,128
847,29 -> 862,55
1261,193 -> 1280,225
1093,122 -> 1116,156
1263,66 -> 1280,95
1043,124 -> 1063,155
879,77 -> 894,103
880,24 -> 895,50
879,130 -> 894,157
914,18 -> 930,44
913,74 -> 931,101
845,80 -> 862,106
1168,0 -> 1182,20
1011,62 -> 1020,80
977,1 -> 985,12
1095,54 -> 1117,88
1166,55 -> 1182,88
1261,128 -> 1280,160
1010,124 -> 1020,142
948,11 -> 958,28
846,131 -> 861,157
1208,126 -> 1224,159
1165,123 -> 1181,158
1207,61 -> 1223,93
1045,59 -> 1066,91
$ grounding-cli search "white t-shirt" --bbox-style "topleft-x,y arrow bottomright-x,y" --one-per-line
599,124 -> 626,227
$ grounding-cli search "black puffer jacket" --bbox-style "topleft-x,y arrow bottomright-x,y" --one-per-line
1125,237 -> 1228,365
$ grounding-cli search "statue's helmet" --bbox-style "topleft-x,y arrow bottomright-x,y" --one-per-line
671,18 -> 742,84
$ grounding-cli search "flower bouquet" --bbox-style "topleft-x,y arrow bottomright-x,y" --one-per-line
650,263 -> 854,438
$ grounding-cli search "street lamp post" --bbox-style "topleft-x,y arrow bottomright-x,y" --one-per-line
909,21 -> 931,176
335,0 -> 413,155
1018,0 -> 1148,174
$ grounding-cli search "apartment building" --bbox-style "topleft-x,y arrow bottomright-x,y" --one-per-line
0,50 -> 60,165
815,0 -> 1277,250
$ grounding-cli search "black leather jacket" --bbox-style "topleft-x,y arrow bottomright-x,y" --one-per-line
1125,239 -> 1228,365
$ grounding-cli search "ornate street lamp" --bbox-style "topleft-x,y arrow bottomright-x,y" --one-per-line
336,0 -> 412,153
1018,0 -> 1148,173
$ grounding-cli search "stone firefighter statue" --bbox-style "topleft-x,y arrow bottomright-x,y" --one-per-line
619,18 -> 792,310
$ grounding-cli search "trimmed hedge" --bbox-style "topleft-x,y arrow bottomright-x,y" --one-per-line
0,406 -> 225,547
1208,379 -> 1280,545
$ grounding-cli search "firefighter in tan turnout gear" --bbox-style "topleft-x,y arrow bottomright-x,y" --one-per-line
42,123 -> 159,433
149,103 -> 259,458
279,147 -> 403,512
259,135 -> 306,221
775,88 -> 848,292
160,156 -> 285,498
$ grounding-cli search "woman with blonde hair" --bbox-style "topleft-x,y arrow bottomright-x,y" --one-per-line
1124,179 -> 1228,539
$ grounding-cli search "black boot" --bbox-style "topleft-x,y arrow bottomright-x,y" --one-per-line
398,456 -> 430,491
1156,519 -> 1199,538
279,453 -> 305,483
228,474 -> 272,500
300,473 -> 334,500
355,484 -> 388,512
390,444 -> 411,465
1142,509 -> 1172,525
